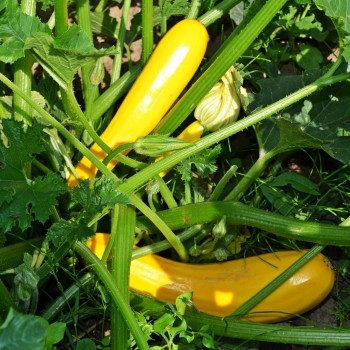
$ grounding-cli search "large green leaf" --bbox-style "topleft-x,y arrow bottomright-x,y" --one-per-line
0,0 -> 51,63
251,73 -> 350,163
0,119 -> 67,231
26,25 -> 116,89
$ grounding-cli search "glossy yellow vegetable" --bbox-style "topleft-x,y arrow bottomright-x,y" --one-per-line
68,19 -> 209,188
86,233 -> 335,323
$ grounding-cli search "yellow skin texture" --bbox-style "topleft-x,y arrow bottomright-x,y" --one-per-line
86,233 -> 335,323
68,19 -> 209,188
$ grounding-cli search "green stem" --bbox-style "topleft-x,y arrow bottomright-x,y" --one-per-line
184,311 -> 350,346
231,244 -> 325,319
110,205 -> 136,350
187,0 -> 202,19
95,0 -> 108,12
156,176 -> 178,209
73,241 -> 149,350
0,278 -> 16,322
13,0 -> 36,125
136,201 -> 350,246
54,0 -> 68,35
117,72 -> 350,195
224,150 -> 278,201
92,62 -> 142,123
131,224 -> 205,259
198,0 -> 242,26
111,0 -> 131,82
0,238 -> 44,272
41,272 -> 94,322
155,0 -> 289,135
209,164 -> 238,201
131,196 -> 189,262
76,0 -> 99,120
141,0 -> 154,65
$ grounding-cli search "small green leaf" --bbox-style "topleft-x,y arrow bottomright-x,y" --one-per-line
270,172 -> 320,195
76,338 -> 96,350
0,308 -> 46,350
153,313 -> 175,333
295,44 -> 323,69
45,322 -> 66,347
176,292 -> 193,316
260,185 -> 296,216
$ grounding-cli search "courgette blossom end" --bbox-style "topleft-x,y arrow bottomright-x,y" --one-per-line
194,67 -> 243,132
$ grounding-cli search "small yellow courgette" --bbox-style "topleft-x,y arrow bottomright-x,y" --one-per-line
68,19 -> 209,188
86,233 -> 335,323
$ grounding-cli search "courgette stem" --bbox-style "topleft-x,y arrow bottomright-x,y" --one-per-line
198,0 -> 242,26
110,205 -> 136,350
41,272 -> 94,322
111,0 -> 131,82
187,0 -> 202,19
224,150 -> 279,201
136,201 -> 350,246
0,238 -> 44,272
76,0 -> 99,120
13,0 -> 36,125
73,241 -> 149,350
54,0 -> 68,35
141,0 -> 154,65
0,278 -> 16,322
131,292 -> 350,346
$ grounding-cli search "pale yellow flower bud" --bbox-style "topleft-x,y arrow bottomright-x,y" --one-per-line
194,67 -> 242,131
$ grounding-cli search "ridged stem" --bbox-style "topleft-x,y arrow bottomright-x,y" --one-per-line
73,242 -> 149,350
110,205 -> 136,350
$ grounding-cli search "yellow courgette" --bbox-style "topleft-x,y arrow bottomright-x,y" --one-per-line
86,233 -> 335,323
68,19 -> 209,188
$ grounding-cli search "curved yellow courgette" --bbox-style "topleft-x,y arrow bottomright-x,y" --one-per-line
86,233 -> 335,323
68,19 -> 209,188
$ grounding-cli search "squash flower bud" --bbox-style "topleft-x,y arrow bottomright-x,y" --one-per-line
194,67 -> 242,131
134,134 -> 191,157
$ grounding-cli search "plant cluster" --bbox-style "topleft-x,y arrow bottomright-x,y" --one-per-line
1,0 -> 350,349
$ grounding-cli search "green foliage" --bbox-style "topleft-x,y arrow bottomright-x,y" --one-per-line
47,178 -> 130,246
0,119 -> 66,232
176,145 -> 222,181
0,308 -> 65,350
250,74 -> 350,163
0,0 -> 51,63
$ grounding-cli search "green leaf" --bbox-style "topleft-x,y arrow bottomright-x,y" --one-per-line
176,292 -> 193,316
176,145 -> 221,181
47,219 -> 94,247
295,44 -> 323,69
45,322 -> 66,347
160,0 -> 191,18
76,338 -> 96,350
153,313 -> 175,333
0,119 -> 67,231
269,172 -> 320,195
260,185 -> 296,216
251,74 -> 350,163
0,0 -> 51,63
313,0 -> 350,33
25,27 -> 116,89
0,308 -> 47,350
